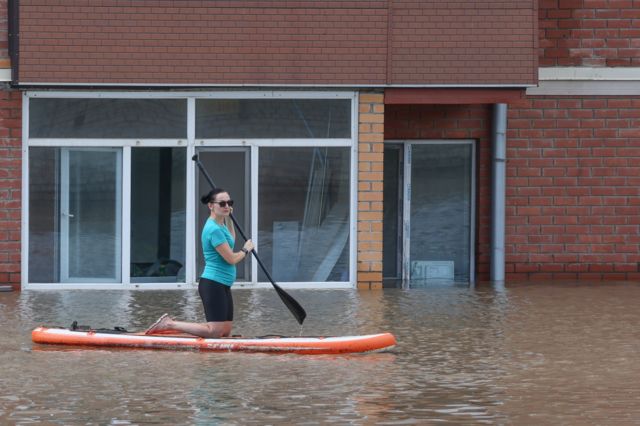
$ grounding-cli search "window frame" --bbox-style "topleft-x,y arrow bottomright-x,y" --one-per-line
22,91 -> 358,290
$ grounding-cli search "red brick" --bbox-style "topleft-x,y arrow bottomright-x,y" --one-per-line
18,2 -> 536,86
500,94 -> 640,280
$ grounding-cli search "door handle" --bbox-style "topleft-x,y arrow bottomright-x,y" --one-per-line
62,212 -> 75,218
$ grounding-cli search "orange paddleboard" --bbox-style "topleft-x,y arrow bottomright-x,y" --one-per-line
32,326 -> 396,355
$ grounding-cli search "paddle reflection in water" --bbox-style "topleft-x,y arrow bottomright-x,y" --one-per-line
2,283 -> 640,424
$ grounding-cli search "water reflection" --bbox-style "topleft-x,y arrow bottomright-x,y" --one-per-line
1,282 -> 640,424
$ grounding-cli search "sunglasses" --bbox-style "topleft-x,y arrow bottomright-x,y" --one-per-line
212,200 -> 234,208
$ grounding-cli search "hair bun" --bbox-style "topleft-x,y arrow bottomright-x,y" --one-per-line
200,194 -> 210,204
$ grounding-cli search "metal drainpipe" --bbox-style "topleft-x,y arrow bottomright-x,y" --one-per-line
491,103 -> 507,283
8,0 -> 19,86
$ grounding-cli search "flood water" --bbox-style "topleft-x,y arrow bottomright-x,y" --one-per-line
1,282 -> 640,424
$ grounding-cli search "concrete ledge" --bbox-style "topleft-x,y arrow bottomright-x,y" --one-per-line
0,68 -> 11,82
527,80 -> 640,96
539,67 -> 640,81
531,67 -> 640,95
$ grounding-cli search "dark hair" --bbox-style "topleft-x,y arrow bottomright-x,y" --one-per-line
200,188 -> 227,205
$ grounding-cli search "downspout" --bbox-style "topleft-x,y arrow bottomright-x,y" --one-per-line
8,0 -> 19,86
491,104 -> 507,282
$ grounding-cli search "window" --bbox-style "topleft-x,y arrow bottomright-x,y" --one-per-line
25,92 -> 355,288
131,148 -> 186,283
196,99 -> 351,139
29,98 -> 187,139
29,147 -> 122,283
258,147 -> 351,282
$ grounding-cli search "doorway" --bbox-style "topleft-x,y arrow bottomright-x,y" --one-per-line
383,141 -> 475,285
60,148 -> 122,283
195,148 -> 251,282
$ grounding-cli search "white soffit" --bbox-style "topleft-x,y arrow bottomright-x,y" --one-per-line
528,67 -> 640,95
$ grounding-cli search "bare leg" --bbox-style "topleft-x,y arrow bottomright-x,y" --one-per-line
169,319 -> 232,338
146,314 -> 232,338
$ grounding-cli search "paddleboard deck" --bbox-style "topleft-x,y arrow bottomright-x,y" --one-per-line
31,326 -> 397,355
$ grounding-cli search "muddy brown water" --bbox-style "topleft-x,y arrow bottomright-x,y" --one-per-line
1,282 -> 639,424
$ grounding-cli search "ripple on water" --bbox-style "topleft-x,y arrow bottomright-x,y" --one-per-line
1,283 -> 640,423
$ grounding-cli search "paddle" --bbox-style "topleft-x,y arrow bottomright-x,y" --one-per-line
192,154 -> 307,325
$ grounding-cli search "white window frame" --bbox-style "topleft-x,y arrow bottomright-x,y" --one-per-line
59,147 -> 123,283
22,91 -> 358,290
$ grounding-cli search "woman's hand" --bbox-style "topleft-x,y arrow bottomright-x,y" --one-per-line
243,240 -> 254,253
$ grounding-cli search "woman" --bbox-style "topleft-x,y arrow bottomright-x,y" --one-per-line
145,188 -> 254,338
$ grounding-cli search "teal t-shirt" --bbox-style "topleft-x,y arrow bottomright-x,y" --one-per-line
201,218 -> 236,286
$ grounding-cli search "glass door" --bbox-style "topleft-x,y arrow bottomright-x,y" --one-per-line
195,148 -> 251,282
383,144 -> 403,285
405,142 -> 475,283
383,142 -> 475,285
60,148 -> 122,282
130,148 -> 186,283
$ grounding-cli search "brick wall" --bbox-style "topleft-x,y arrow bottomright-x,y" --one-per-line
507,96 -> 640,280
385,99 -> 640,281
391,0 -> 537,84
0,89 -> 22,287
357,92 -> 385,289
19,1 -> 388,85
18,0 -> 536,86
384,104 -> 494,281
0,0 -> 7,59
540,0 -> 640,66
1,1 -> 21,288
0,0 -> 9,70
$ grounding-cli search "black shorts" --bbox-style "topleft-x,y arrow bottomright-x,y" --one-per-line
198,278 -> 234,322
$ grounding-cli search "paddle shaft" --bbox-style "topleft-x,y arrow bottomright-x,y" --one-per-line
192,155 -> 307,325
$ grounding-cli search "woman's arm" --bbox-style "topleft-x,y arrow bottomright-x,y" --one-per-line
214,240 -> 254,265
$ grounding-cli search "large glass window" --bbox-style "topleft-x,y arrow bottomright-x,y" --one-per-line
258,147 -> 351,282
29,98 -> 187,139
29,147 -> 122,283
130,148 -> 186,283
196,99 -> 351,139
25,92 -> 355,288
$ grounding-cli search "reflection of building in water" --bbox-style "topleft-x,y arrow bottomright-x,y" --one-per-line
20,291 -> 135,328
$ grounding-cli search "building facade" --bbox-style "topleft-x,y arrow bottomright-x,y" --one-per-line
0,1 -> 638,290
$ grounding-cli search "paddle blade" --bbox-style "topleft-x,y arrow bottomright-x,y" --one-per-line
272,283 -> 306,325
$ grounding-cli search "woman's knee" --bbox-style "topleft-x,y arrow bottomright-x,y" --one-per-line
205,321 -> 232,338
219,321 -> 233,337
